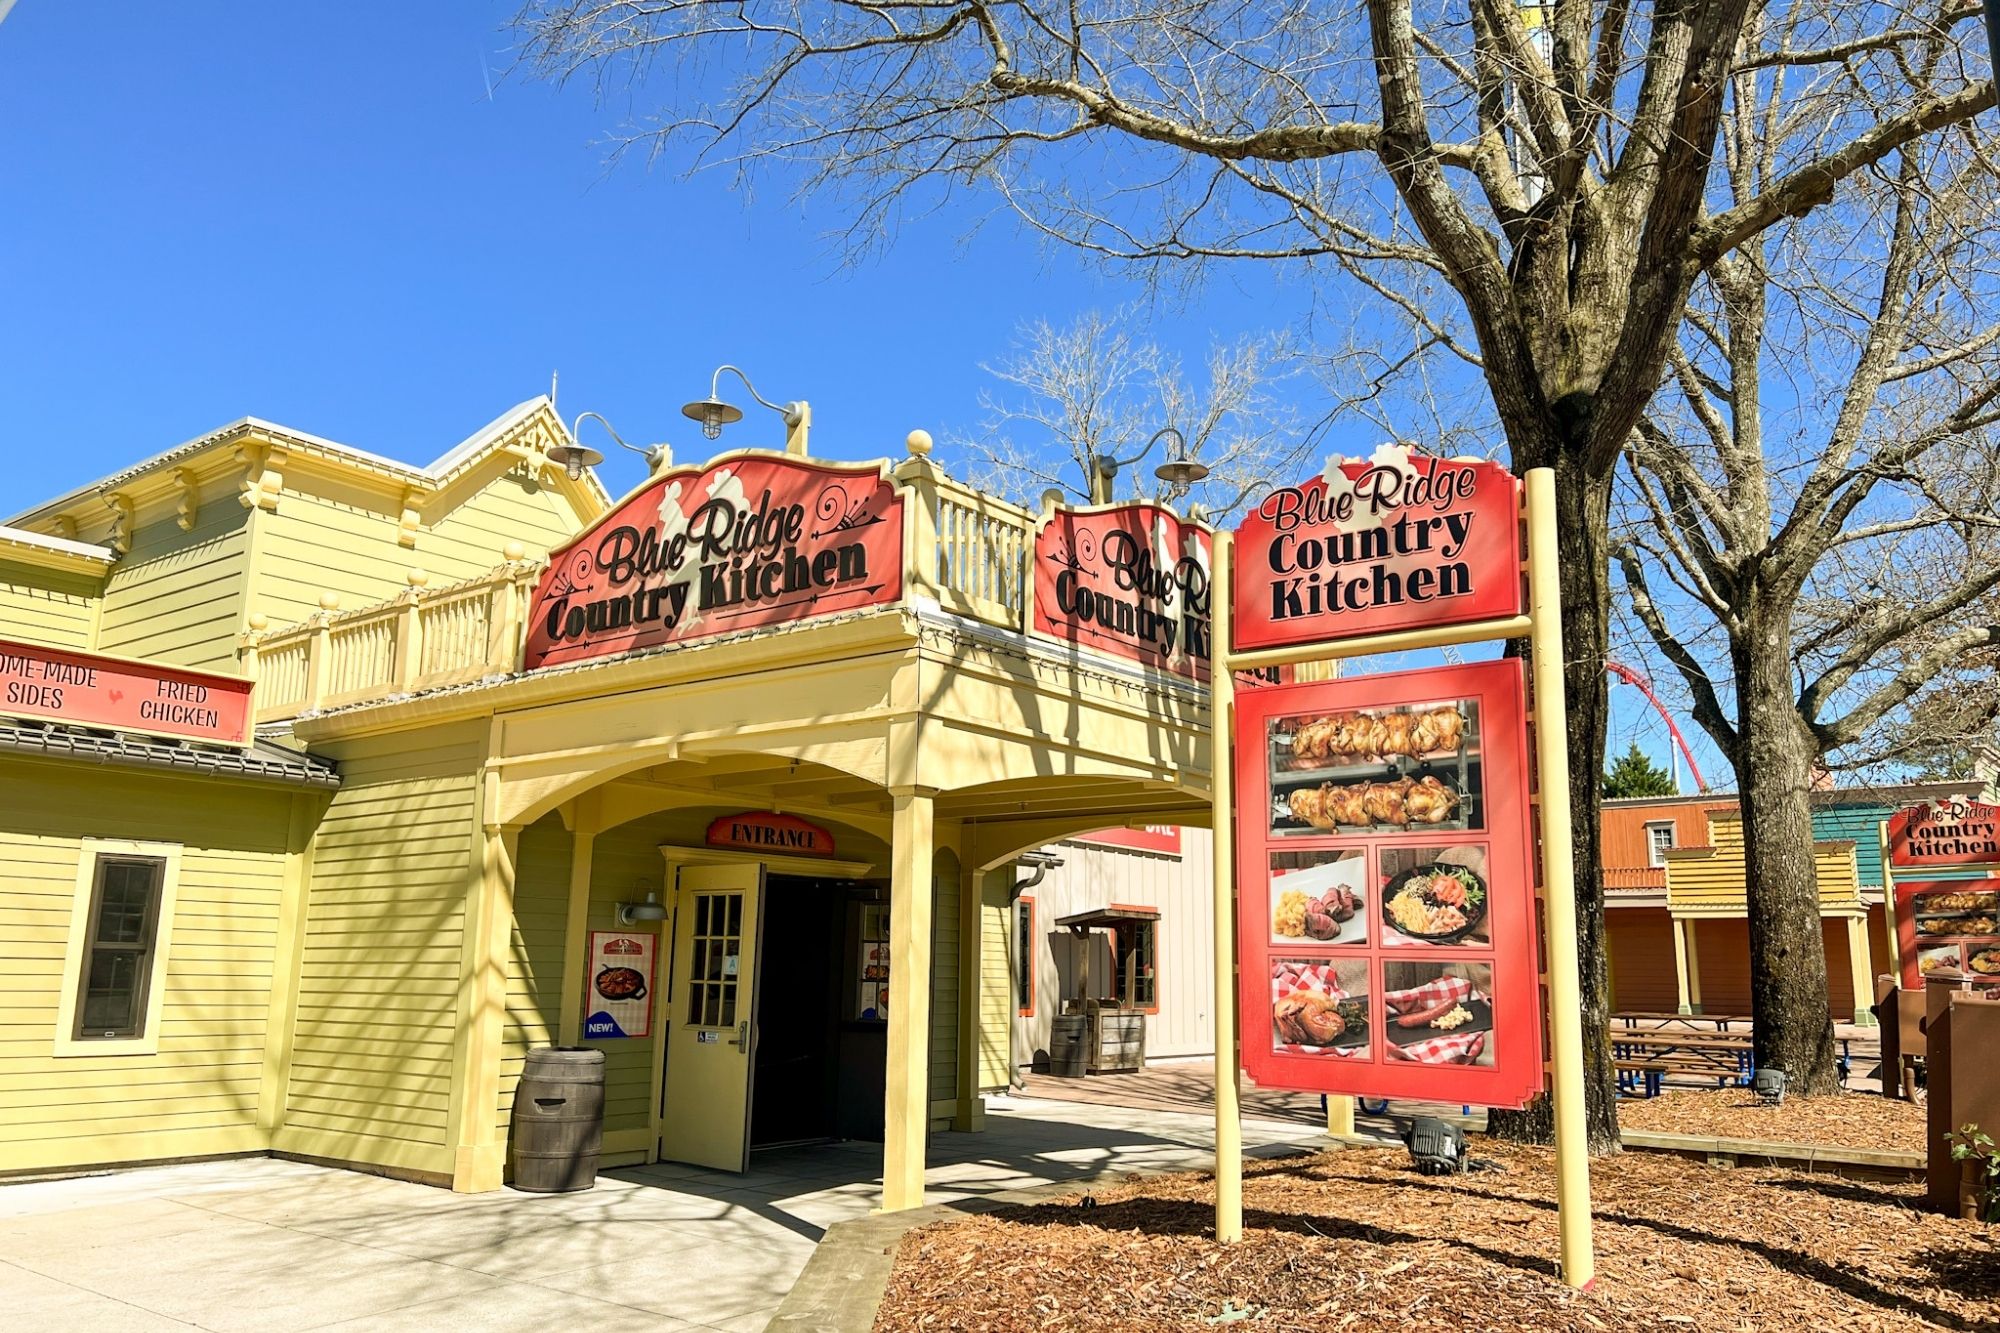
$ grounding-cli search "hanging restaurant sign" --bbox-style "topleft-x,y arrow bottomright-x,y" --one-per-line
1888,797 -> 2000,869
1231,659 -> 1545,1108
1231,447 -> 1521,652
707,811 -> 837,857
523,454 -> 904,670
0,638 -> 253,746
1032,502 -> 1211,679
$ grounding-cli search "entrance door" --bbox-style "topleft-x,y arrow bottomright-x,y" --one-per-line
660,862 -> 766,1171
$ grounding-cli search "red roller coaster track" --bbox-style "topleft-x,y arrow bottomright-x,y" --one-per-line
1605,661 -> 1707,793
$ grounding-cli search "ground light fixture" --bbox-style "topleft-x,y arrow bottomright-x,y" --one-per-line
1403,1115 -> 1469,1175
681,365 -> 811,454
568,411 -> 670,475
1752,1067 -> 1787,1106
617,891 -> 668,926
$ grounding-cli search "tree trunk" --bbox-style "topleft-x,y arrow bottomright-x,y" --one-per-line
1735,616 -> 1841,1094
1487,441 -> 1622,1153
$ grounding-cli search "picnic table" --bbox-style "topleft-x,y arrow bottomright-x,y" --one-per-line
1608,1025 -> 1855,1096
1615,1011 -> 1750,1032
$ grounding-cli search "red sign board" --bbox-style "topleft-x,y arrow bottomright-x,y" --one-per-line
0,638 -> 253,746
1888,798 -> 2000,869
523,454 -> 904,670
1074,826 -> 1183,856
707,811 -> 837,857
1032,503 -> 1211,679
1893,879 -> 2000,987
1231,449 -> 1522,653
1232,659 -> 1544,1108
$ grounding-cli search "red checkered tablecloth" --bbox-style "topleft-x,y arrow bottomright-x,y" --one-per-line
1383,975 -> 1488,1065
1270,961 -> 1366,1058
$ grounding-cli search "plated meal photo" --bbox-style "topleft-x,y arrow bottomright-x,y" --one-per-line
1269,958 -> 1370,1056
1378,847 -> 1490,946
1380,961 -> 1494,1066
1270,853 -> 1370,946
1917,944 -> 1963,977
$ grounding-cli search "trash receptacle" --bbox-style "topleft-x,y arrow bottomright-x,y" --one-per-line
1049,1014 -> 1089,1078
511,1047 -> 606,1192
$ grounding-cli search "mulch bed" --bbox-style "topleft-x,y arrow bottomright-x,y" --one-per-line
1618,1090 -> 1927,1154
876,1144 -> 1997,1331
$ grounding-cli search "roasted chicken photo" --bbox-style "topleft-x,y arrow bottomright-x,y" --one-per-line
1274,990 -> 1346,1045
1290,705 -> 1465,765
1287,775 -> 1458,830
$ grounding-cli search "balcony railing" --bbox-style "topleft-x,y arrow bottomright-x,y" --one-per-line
239,440 -> 1103,723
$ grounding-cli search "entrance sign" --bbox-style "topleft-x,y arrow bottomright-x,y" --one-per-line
1231,447 -> 1522,653
1232,661 -> 1543,1107
1032,503 -> 1211,679
1892,879 -> 2000,987
1889,798 -> 2000,869
0,638 -> 253,746
523,454 -> 904,670
583,930 -> 658,1039
707,811 -> 837,857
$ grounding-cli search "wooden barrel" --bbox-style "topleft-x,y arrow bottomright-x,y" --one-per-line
510,1047 -> 606,1192
1049,1014 -> 1090,1078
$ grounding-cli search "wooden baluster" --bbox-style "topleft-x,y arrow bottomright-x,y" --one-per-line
395,569 -> 427,691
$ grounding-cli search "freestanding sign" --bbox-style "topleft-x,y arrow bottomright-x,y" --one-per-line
584,930 -> 658,1039
1231,449 -> 1522,653
523,454 -> 904,670
1032,502 -> 1211,679
0,638 -> 253,746
1232,660 -> 1544,1107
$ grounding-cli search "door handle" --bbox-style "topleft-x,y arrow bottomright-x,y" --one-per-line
730,1020 -> 750,1050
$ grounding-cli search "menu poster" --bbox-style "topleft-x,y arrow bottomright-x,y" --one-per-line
1894,880 -> 2000,988
1234,659 -> 1544,1109
584,931 -> 657,1039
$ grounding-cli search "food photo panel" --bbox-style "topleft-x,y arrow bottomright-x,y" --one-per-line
1267,697 -> 1484,838
1270,849 -> 1369,947
1270,957 -> 1371,1059
1381,960 -> 1495,1067
1379,844 -> 1491,947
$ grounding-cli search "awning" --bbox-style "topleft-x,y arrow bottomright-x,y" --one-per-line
0,719 -> 339,789
1056,906 -> 1161,931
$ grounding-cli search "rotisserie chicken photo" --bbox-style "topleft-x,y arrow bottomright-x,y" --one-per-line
1286,774 -> 1459,830
1289,705 -> 1465,766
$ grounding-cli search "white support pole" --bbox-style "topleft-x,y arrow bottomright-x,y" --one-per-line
1525,466 -> 1595,1289
1209,532 -> 1243,1244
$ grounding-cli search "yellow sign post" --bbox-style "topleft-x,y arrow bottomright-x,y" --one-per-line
1207,464 -> 1594,1288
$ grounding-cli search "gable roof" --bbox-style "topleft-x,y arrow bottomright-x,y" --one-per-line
7,396 -> 612,529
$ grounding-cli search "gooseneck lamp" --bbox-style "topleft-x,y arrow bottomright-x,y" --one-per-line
570,411 -> 671,474
682,365 -> 810,455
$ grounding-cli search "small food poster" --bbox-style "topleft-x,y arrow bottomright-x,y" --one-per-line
584,931 -> 657,1039
1235,660 -> 1543,1108
1895,880 -> 2000,987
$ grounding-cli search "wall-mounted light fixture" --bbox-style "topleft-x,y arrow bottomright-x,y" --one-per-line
617,891 -> 668,926
682,365 -> 811,457
569,411 -> 671,476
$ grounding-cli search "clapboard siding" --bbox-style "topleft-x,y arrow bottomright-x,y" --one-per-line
93,496 -> 249,671
251,464 -> 585,631
500,814 -> 572,1138
1665,810 -> 1862,911
1605,907 -> 1679,1013
1012,827 -> 1214,1068
0,559 -> 101,649
978,868 -> 1012,1091
278,723 -> 484,1177
0,759 -> 294,1173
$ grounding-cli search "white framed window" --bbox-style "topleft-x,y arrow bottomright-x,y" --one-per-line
1645,821 -> 1676,869
54,838 -> 183,1057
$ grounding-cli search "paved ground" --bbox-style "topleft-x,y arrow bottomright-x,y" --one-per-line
0,1095 -> 1313,1332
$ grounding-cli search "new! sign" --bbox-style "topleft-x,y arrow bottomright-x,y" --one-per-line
1033,503 -> 1211,679
1888,797 -> 2000,869
1232,448 -> 1521,652
523,454 -> 904,670
707,811 -> 837,857
0,638 -> 252,746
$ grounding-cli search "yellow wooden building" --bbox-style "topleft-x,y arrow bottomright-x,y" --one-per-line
0,399 -> 1211,1212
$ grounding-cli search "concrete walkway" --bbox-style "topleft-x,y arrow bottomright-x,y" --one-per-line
0,1095 -> 1310,1332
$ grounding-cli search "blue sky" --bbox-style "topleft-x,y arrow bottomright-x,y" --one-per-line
0,2 -> 1706,787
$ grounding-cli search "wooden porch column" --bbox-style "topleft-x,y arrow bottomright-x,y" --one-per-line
1671,916 -> 1693,1015
450,821 -> 519,1192
883,789 -> 935,1212
1685,920 -> 1704,1013
1845,916 -> 1877,1026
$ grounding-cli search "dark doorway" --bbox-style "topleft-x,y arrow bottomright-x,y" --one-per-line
750,874 -> 889,1147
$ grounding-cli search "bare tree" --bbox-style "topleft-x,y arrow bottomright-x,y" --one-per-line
514,0 -> 1998,1149
1617,17 -> 2000,1090
952,309 -> 1313,515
